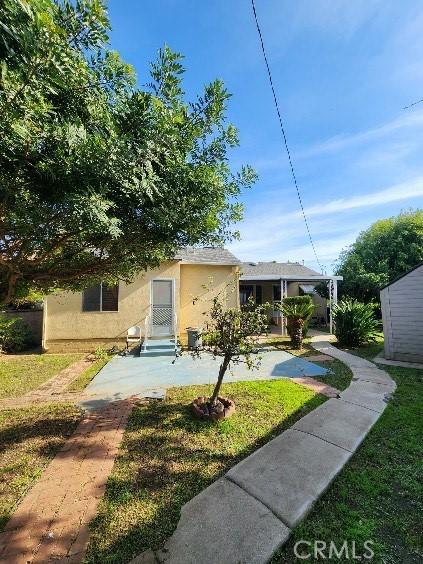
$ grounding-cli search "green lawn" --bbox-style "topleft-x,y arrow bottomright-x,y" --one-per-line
0,353 -> 84,398
85,380 -> 326,563
272,342 -> 423,563
66,356 -> 111,392
315,358 -> 353,391
0,403 -> 82,530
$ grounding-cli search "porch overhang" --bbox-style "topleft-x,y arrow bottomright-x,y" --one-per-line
239,274 -> 343,281
239,274 -> 343,335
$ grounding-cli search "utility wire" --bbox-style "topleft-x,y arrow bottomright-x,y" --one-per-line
403,98 -> 423,110
251,0 -> 323,272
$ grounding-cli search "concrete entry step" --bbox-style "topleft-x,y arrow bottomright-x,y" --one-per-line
140,350 -> 175,358
141,338 -> 178,357
143,338 -> 176,349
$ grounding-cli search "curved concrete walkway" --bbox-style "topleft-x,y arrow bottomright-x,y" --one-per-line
134,336 -> 396,564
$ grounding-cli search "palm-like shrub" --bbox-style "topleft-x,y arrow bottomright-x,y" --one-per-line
278,298 -> 315,349
333,299 -> 380,347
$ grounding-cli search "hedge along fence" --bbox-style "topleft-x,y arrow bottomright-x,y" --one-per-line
0,310 -> 43,347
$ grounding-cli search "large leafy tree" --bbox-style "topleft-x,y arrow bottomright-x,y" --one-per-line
0,0 -> 255,304
335,210 -> 423,302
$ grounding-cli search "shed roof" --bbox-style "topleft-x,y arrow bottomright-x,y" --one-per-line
240,261 -> 321,277
176,247 -> 241,265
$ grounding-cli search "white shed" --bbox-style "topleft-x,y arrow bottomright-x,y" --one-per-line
380,263 -> 423,363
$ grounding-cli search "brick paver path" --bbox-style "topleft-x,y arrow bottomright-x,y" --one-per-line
291,376 -> 340,398
0,358 -> 93,410
303,353 -> 333,362
0,398 -> 138,563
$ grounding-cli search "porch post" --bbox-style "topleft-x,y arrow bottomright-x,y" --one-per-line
332,279 -> 338,334
280,279 -> 288,336
280,278 -> 284,336
329,279 -> 334,334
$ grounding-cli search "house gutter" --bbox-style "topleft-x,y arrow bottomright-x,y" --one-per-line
239,275 -> 343,281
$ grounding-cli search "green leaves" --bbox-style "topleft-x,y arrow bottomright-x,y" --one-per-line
333,299 -> 380,347
0,1 -> 255,303
202,292 -> 269,362
336,210 -> 423,303
278,296 -> 316,321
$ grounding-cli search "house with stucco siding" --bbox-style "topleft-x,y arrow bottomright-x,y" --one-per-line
43,249 -> 342,351
43,248 -> 240,351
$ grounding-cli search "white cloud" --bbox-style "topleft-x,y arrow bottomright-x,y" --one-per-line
229,177 -> 423,269
303,178 -> 423,217
296,110 -> 423,159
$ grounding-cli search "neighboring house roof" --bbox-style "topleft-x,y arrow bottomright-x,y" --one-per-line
240,261 -> 321,277
176,247 -> 241,265
380,262 -> 423,291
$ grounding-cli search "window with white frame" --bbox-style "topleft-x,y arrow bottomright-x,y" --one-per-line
82,283 -> 119,312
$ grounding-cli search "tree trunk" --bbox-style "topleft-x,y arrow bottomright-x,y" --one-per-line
209,354 -> 230,406
290,318 -> 304,350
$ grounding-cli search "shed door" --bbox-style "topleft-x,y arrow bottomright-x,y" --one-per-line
151,280 -> 174,337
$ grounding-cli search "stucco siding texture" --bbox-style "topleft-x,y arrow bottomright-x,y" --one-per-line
45,261 -> 181,342
381,264 -> 423,362
179,264 -> 239,333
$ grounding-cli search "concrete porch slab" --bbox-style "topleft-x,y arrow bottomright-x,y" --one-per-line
79,349 -> 328,410
158,478 -> 291,564
292,398 -> 380,452
226,429 -> 352,528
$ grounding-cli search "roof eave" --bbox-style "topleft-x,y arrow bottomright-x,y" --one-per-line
240,274 -> 343,281
180,261 -> 240,266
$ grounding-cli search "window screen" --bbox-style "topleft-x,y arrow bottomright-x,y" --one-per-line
102,285 -> 119,311
82,285 -> 101,311
82,283 -> 118,312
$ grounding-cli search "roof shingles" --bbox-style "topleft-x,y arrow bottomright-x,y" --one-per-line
176,247 -> 241,265
240,261 -> 321,277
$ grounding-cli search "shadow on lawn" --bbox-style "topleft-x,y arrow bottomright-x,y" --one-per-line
85,392 -> 325,564
0,412 -> 80,456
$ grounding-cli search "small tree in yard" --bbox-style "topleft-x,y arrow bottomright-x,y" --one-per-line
276,296 -> 315,350
193,294 -> 269,419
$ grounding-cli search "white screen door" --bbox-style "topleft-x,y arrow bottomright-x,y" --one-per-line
151,280 -> 174,336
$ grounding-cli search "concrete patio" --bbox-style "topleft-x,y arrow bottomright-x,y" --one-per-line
79,347 -> 328,411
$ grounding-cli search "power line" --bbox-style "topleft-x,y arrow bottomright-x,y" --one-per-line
250,0 -> 323,272
403,98 -> 423,110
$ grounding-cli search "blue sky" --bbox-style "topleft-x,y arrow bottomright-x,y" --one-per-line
108,0 -> 423,273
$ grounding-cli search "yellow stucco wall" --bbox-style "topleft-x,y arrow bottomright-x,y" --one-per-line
179,265 -> 239,335
45,261 -> 239,346
45,261 -> 181,342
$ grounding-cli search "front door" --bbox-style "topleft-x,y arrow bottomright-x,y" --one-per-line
151,280 -> 174,337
